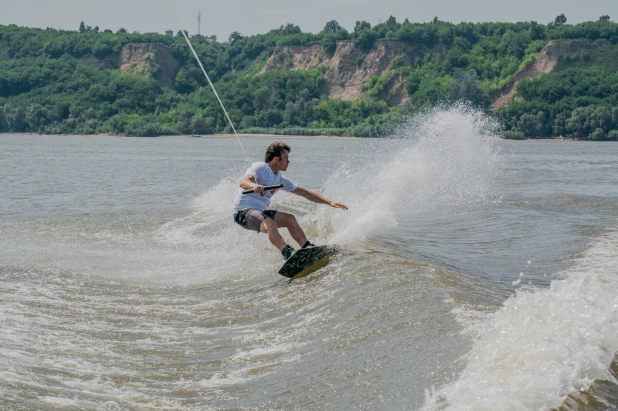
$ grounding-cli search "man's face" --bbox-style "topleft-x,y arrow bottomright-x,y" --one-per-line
277,150 -> 290,171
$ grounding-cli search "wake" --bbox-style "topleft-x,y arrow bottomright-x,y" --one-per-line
424,227 -> 618,410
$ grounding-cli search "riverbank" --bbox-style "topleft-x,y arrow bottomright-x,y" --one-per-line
0,132 -> 364,140
7,132 -> 618,142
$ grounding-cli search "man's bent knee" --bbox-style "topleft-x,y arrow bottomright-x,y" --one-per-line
275,212 -> 298,228
261,218 -> 278,233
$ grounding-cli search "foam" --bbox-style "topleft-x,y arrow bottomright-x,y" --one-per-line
424,228 -> 618,410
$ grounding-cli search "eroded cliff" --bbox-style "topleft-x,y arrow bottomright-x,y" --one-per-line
102,43 -> 178,89
262,40 -> 418,106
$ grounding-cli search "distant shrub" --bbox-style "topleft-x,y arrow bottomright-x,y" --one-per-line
501,130 -> 526,139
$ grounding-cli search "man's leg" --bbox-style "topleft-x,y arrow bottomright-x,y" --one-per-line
259,217 -> 287,251
274,212 -> 308,248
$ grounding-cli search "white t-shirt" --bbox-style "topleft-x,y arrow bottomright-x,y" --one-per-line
233,162 -> 298,213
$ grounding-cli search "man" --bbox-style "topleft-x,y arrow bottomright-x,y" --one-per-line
233,142 -> 348,260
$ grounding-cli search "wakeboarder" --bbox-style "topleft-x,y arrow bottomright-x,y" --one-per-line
233,142 -> 348,260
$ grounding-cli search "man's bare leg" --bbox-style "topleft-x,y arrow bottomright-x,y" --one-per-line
274,212 -> 308,248
260,218 -> 287,251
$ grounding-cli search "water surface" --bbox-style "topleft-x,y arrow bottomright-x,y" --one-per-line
1,109 -> 617,410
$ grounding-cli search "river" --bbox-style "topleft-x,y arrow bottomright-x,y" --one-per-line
1,107 -> 617,410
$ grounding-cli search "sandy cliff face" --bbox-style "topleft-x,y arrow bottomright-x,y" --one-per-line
118,44 -> 178,88
262,40 -> 414,105
265,38 -> 615,110
490,39 -> 612,110
490,41 -> 559,110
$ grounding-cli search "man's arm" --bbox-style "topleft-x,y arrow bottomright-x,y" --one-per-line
239,174 -> 265,194
292,186 -> 348,210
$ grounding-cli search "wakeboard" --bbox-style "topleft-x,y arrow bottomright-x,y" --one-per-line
278,245 -> 339,279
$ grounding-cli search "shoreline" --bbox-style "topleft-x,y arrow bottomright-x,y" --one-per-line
0,132 -> 362,140
3,133 -> 616,142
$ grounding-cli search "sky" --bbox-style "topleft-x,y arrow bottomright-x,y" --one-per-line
1,0 -> 616,41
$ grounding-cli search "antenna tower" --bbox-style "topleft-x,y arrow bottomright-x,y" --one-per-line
198,9 -> 201,36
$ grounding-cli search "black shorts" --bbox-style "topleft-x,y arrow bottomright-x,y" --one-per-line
233,209 -> 278,233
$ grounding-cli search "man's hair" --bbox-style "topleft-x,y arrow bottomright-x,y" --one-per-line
264,142 -> 291,163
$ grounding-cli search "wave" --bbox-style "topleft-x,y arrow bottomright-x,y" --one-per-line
424,227 -> 618,410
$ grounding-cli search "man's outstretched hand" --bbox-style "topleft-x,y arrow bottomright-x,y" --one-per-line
329,201 -> 348,210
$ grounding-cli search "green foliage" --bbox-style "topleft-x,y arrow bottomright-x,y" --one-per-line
448,69 -> 489,107
322,21 -> 342,34
553,14 -> 568,28
548,19 -> 618,41
239,126 -> 348,136
228,31 -> 242,44
362,75 -> 392,97
321,34 -> 338,55
404,71 -> 422,95
497,67 -> 618,139
354,29 -> 378,51
412,74 -> 453,106
501,130 -> 526,139
2,16 -> 618,139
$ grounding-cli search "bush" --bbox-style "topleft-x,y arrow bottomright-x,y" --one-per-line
501,130 -> 526,139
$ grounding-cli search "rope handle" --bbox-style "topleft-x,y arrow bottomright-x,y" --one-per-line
242,184 -> 284,194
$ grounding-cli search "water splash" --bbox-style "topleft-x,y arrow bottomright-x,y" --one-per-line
424,227 -> 618,410
315,105 -> 500,244
155,105 -> 501,281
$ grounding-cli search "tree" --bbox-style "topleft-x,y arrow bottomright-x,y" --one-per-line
448,69 -> 489,108
536,111 -> 551,137
79,21 -> 86,33
590,128 -> 606,140
354,29 -> 378,51
552,113 -> 567,136
518,113 -> 540,137
321,34 -> 338,55
553,14 -> 567,27
599,15 -> 611,22
529,21 -> 546,40
228,31 -> 242,44
592,106 -> 612,132
190,114 -> 213,134
25,103 -> 49,130
278,23 -> 301,35
566,107 -> 592,138
3,104 -> 27,132
323,20 -> 342,34
386,16 -> 398,31
405,71 -> 422,95
354,21 -> 371,33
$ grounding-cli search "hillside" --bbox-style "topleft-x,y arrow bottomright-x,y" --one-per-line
491,38 -> 618,110
1,16 -> 618,139
262,40 -> 416,105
